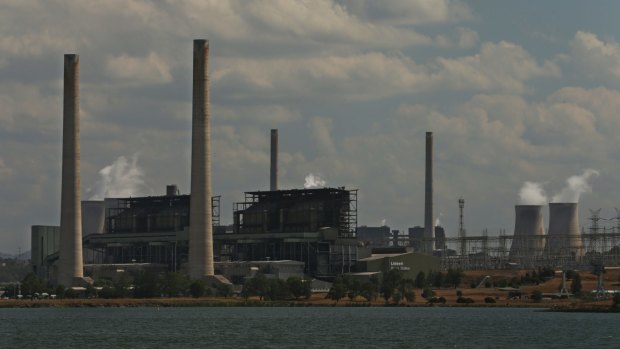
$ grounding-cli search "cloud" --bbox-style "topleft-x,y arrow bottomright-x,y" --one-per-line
337,0 -> 473,26
434,41 -> 560,94
105,52 -> 172,85
571,31 -> 620,83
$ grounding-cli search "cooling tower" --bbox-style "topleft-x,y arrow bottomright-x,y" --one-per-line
58,54 -> 85,287
270,129 -> 278,191
545,203 -> 584,258
81,201 -> 105,236
509,205 -> 545,260
189,39 -> 214,279
423,132 -> 435,254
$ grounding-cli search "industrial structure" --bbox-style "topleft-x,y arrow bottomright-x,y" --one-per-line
544,203 -> 584,258
270,129 -> 278,191
423,131 -> 435,254
215,187 -> 365,278
57,54 -> 89,287
188,39 -> 214,279
508,205 -> 545,264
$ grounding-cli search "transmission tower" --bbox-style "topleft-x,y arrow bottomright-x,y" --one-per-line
458,197 -> 466,257
588,208 -> 602,255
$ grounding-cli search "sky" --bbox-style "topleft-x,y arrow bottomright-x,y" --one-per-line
2,0 -> 620,254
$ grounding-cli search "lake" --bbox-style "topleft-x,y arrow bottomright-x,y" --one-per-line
1,307 -> 617,348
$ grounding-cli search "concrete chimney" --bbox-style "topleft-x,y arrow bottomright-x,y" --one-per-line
270,129 -> 278,191
189,39 -> 214,279
424,131 -> 435,254
58,54 -> 84,286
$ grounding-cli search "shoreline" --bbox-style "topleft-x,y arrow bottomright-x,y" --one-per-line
0,297 -> 605,310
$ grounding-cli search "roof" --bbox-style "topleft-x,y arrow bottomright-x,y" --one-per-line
358,253 -> 412,261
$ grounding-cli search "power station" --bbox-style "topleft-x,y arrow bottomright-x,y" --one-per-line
29,39 -> 620,289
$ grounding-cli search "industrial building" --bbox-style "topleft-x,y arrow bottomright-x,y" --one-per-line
356,226 -> 392,248
215,187 -> 368,278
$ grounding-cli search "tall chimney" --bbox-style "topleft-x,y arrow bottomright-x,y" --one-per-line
270,129 -> 278,191
58,54 -> 84,286
189,39 -> 214,279
424,131 -> 435,254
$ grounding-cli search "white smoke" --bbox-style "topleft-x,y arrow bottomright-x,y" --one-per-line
519,181 -> 548,205
303,173 -> 326,189
88,154 -> 148,200
380,219 -> 387,226
435,212 -> 443,227
551,169 -> 599,203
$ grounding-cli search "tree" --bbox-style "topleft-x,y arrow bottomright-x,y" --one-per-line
242,273 -> 268,300
360,281 -> 377,302
265,279 -> 289,301
414,271 -> 426,289
398,279 -> 415,304
133,271 -> 161,298
216,283 -> 233,298
189,280 -> 206,298
613,293 -> 620,308
287,277 -> 311,300
531,290 -> 543,302
20,273 -> 45,295
347,278 -> 361,302
571,273 -> 582,296
433,272 -> 444,288
161,272 -> 190,297
327,277 -> 346,303
422,287 -> 435,299
380,269 -> 402,304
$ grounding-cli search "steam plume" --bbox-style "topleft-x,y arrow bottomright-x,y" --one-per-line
303,173 -> 326,189
551,169 -> 599,203
380,219 -> 387,226
88,154 -> 148,199
519,181 -> 548,205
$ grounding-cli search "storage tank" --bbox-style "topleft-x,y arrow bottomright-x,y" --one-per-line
544,203 -> 584,258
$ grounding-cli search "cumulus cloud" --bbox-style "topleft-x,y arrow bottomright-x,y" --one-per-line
105,52 -> 172,85
338,0 -> 473,25
434,41 -> 560,93
571,31 -> 620,82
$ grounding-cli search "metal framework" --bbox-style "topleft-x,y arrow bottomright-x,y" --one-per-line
434,230 -> 620,270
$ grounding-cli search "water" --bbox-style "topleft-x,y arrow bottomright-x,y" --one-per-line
0,307 -> 618,348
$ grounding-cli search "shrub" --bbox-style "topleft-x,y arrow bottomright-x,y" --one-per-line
456,290 -> 463,297
531,290 -> 543,302
189,280 -> 206,298
484,297 -> 496,304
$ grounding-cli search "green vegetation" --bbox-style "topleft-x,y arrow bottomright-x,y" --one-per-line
0,259 -> 31,283
531,290 -> 543,303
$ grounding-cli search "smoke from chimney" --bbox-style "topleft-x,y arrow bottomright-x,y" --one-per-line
304,173 -> 326,188
551,169 -> 599,203
88,154 -> 148,199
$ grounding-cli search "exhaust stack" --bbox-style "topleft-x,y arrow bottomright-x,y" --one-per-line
424,132 -> 435,254
270,129 -> 278,191
58,54 -> 84,286
189,39 -> 214,279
